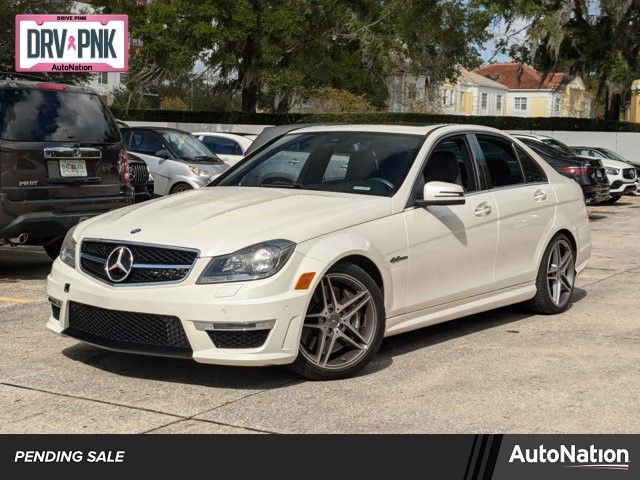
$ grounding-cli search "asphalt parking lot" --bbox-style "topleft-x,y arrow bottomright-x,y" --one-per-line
1,198 -> 639,434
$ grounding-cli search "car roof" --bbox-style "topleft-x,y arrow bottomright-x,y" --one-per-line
121,126 -> 190,134
248,123 -> 512,153
192,131 -> 254,140
512,133 -> 554,141
275,123 -> 509,136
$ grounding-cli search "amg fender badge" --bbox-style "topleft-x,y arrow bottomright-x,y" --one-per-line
390,255 -> 408,264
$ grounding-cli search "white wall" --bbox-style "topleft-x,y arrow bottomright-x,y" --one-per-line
125,122 -> 268,135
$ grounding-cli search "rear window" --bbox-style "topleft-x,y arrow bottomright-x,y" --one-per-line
0,88 -> 118,143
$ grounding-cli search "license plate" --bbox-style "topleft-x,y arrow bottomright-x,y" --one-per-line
59,159 -> 87,177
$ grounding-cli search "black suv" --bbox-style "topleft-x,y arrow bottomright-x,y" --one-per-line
0,80 -> 133,258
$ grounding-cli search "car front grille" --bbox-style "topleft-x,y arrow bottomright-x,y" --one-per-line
80,240 -> 198,285
129,163 -> 150,185
207,330 -> 271,349
623,168 -> 636,180
65,301 -> 192,357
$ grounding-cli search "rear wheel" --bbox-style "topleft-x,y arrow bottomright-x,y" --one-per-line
603,194 -> 622,204
526,234 -> 575,314
170,183 -> 193,194
290,263 -> 385,380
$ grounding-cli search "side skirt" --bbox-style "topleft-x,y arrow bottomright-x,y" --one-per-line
384,283 -> 536,337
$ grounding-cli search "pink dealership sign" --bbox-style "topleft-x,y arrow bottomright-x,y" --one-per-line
15,14 -> 128,72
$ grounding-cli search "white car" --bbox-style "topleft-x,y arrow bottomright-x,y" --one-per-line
121,127 -> 229,195
47,125 -> 591,380
571,146 -> 640,199
193,132 -> 255,166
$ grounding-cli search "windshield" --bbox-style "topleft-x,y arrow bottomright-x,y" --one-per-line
161,131 -> 219,161
215,131 -> 423,196
601,148 -> 628,163
0,88 -> 118,143
541,138 -> 574,156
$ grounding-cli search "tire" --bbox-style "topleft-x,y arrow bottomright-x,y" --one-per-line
603,195 -> 621,204
170,183 -> 193,194
289,263 -> 385,380
525,234 -> 576,315
43,239 -> 63,260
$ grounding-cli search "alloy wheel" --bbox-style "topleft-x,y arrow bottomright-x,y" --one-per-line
300,273 -> 377,370
546,239 -> 575,307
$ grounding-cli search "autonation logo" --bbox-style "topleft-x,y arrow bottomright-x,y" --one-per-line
509,444 -> 630,471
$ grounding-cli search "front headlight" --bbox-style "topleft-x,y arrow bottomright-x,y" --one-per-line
59,225 -> 78,269
197,240 -> 295,284
189,165 -> 212,178
605,167 -> 620,175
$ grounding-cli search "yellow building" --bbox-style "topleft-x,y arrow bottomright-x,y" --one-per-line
441,69 -> 509,116
473,63 -> 594,118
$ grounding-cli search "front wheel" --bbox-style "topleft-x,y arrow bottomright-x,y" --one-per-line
289,263 -> 385,380
170,183 -> 193,194
526,234 -> 576,314
603,194 -> 621,204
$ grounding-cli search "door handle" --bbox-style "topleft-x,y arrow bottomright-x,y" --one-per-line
474,202 -> 492,217
287,160 -> 299,165
534,189 -> 547,201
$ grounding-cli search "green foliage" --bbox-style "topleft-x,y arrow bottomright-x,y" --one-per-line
112,109 -> 640,132
303,88 -> 375,113
96,0 -> 491,113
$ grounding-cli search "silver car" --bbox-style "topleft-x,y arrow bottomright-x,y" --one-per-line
120,127 -> 229,195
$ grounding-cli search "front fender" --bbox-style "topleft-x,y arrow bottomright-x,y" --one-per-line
297,233 -> 393,313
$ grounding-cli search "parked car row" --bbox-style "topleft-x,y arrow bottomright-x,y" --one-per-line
509,133 -> 639,204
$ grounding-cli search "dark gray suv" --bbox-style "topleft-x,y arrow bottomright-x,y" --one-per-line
0,80 -> 134,258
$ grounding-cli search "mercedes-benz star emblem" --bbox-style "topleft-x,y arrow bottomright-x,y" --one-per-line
105,246 -> 134,283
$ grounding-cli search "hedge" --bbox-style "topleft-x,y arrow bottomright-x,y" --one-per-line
110,108 -> 640,132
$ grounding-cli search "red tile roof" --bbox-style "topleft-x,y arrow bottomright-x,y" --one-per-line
473,63 -> 568,90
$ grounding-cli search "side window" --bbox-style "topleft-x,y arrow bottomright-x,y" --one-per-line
515,145 -> 547,183
131,130 -> 163,155
203,137 -> 241,155
477,136 -> 525,188
424,136 -> 478,192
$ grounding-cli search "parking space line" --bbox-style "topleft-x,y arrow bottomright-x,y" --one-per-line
0,381 -> 281,435
0,296 -> 34,305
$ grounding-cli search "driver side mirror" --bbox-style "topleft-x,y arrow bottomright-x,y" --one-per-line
155,149 -> 170,159
416,181 -> 465,207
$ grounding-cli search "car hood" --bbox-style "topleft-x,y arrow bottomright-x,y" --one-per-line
590,157 -> 631,169
77,187 -> 392,256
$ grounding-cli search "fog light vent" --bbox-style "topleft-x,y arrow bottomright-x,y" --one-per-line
207,330 -> 270,349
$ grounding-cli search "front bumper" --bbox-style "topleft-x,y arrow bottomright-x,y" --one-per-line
608,180 -> 636,195
46,252 -> 326,366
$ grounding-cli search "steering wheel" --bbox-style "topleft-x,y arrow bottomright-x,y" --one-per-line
366,177 -> 394,190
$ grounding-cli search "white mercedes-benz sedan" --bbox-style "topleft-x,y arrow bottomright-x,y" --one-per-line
46,125 -> 591,380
